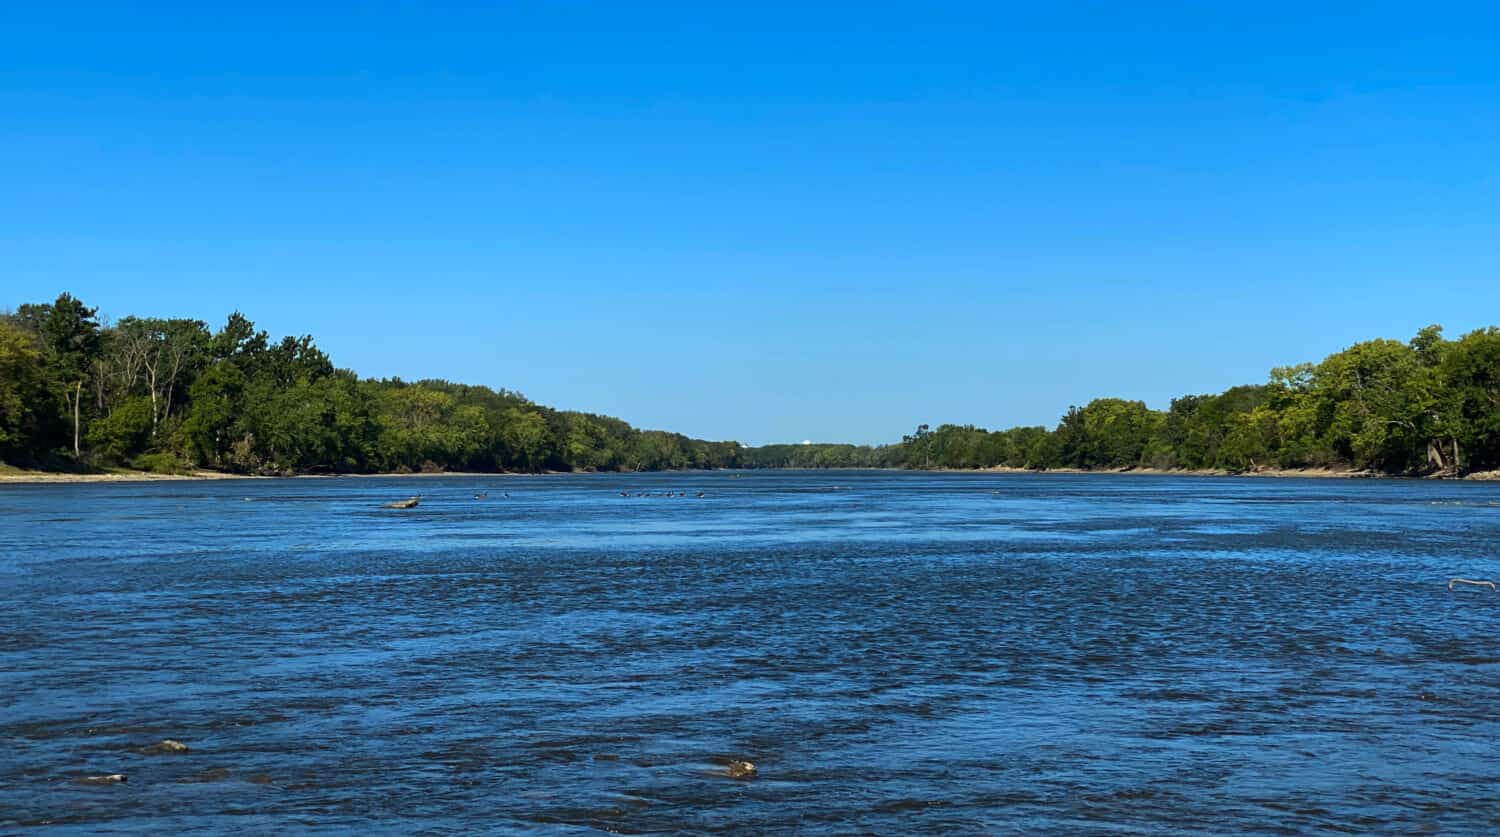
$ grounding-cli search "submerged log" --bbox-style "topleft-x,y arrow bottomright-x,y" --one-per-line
383,496 -> 420,510
1448,578 -> 1496,592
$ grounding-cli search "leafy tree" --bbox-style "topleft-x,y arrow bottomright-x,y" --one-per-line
86,396 -> 154,461
495,408 -> 552,471
209,311 -> 269,364
0,320 -> 52,462
9,292 -> 1500,480
1313,338 -> 1430,471
1056,399 -> 1162,469
182,361 -> 247,467
1440,328 -> 1500,470
16,293 -> 102,457
114,317 -> 211,436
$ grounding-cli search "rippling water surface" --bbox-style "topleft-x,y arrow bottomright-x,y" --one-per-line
4,471 -> 1500,833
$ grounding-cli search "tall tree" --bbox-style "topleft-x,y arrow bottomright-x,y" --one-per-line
17,294 -> 102,457
0,320 -> 52,461
115,317 -> 210,437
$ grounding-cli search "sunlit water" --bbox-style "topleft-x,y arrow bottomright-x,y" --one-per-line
4,471 -> 1500,833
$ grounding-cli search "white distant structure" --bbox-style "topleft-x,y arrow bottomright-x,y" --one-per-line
801,440 -> 813,445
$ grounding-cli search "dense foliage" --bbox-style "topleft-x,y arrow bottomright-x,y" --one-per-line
0,294 -> 741,474
5,294 -> 1499,476
741,326 -> 1500,476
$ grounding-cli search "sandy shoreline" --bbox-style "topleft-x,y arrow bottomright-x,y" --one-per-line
0,469 -> 548,485
960,465 -> 1361,478
0,470 -> 252,484
3,465 -> 1499,484
952,465 -> 1500,481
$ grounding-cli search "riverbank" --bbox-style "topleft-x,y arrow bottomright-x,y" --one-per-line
971,465 -> 1363,479
0,466 -> 530,484
933,465 -> 1500,480
0,466 -> 251,484
4,464 -> 1499,484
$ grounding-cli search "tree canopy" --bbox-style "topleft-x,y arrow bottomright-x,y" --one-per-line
1,294 -> 742,474
739,326 -> 1500,477
5,294 -> 1499,477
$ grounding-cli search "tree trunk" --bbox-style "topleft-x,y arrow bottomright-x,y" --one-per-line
72,379 -> 82,457
147,367 -> 159,436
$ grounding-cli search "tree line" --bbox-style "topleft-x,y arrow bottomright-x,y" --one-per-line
0,294 -> 742,474
5,293 -> 1499,477
740,324 -> 1500,476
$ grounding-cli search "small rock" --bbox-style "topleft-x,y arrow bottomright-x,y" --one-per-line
724,760 -> 757,779
77,774 -> 127,785
143,739 -> 190,754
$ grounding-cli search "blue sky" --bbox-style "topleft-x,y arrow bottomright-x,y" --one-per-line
4,2 -> 1499,445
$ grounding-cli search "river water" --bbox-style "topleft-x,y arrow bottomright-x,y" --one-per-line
3,471 -> 1500,833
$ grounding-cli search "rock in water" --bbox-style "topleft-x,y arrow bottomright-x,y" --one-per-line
725,760 -> 757,779
383,496 -> 420,509
142,739 -> 190,754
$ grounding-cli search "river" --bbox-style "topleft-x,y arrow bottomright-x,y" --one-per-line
3,471 -> 1499,833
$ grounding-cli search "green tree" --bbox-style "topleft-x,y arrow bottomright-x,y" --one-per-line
1440,327 -> 1500,471
1056,399 -> 1163,469
0,320 -> 52,462
114,317 -> 211,437
1313,338 -> 1430,472
182,362 -> 247,467
502,408 -> 553,471
17,293 -> 102,457
86,396 -> 154,461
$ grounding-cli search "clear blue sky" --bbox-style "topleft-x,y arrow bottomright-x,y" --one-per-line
5,2 -> 1499,445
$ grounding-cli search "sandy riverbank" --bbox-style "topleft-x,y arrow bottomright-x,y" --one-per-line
0,468 -> 254,484
4,465 -> 1498,484
0,468 -> 547,485
951,465 -> 1359,478
937,465 -> 1497,480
